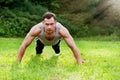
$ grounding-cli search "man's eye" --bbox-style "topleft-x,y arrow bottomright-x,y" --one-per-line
50,23 -> 54,25
46,24 -> 49,26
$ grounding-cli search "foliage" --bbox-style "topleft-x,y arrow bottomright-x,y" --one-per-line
0,0 -> 25,7
0,0 -> 120,38
21,1 -> 48,15
57,15 -> 89,37
29,0 -> 60,11
56,0 -> 119,38
0,2 -> 48,37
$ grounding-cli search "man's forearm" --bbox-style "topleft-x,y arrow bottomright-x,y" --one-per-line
74,53 -> 82,64
17,46 -> 26,63
72,47 -> 82,64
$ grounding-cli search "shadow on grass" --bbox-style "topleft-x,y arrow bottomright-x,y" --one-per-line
24,55 -> 59,79
25,55 -> 59,70
10,55 -> 81,80
11,55 -> 59,80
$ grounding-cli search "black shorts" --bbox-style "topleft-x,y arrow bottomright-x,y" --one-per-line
35,39 -> 61,55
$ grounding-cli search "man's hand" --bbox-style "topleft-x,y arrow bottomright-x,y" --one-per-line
78,59 -> 84,65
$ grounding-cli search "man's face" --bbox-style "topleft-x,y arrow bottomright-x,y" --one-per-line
43,17 -> 56,34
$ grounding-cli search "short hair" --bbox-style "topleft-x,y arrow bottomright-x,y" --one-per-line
42,12 -> 56,20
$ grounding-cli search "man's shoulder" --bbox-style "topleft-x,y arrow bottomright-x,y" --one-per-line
31,22 -> 43,31
58,24 -> 69,38
29,23 -> 42,36
56,22 -> 62,27
34,22 -> 43,27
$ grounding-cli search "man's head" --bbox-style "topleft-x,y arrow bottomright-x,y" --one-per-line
42,12 -> 56,20
42,12 -> 57,34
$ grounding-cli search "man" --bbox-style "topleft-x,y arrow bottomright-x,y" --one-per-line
17,12 -> 83,64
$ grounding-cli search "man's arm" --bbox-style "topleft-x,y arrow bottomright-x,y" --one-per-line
17,25 -> 40,63
17,32 -> 35,63
60,26 -> 83,64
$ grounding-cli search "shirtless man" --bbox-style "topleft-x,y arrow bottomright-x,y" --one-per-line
17,12 -> 83,64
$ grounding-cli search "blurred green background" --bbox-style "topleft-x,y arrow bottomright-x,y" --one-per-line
0,0 -> 120,39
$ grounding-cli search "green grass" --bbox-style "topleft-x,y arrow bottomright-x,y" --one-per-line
0,37 -> 120,80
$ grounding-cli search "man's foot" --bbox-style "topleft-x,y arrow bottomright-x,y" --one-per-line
54,53 -> 60,56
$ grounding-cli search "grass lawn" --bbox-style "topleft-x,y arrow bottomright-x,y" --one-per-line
0,37 -> 120,80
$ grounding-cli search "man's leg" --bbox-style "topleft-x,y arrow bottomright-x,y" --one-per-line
52,40 -> 61,56
36,38 -> 44,55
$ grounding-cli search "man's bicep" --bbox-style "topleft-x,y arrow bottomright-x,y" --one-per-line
61,28 -> 74,47
64,35 -> 75,48
23,26 -> 38,46
23,33 -> 35,47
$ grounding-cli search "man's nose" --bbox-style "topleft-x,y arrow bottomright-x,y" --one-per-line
48,25 -> 52,28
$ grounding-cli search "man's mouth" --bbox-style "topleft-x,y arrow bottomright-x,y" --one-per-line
46,30 -> 53,34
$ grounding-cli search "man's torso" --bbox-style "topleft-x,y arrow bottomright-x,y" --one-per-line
36,22 -> 62,46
